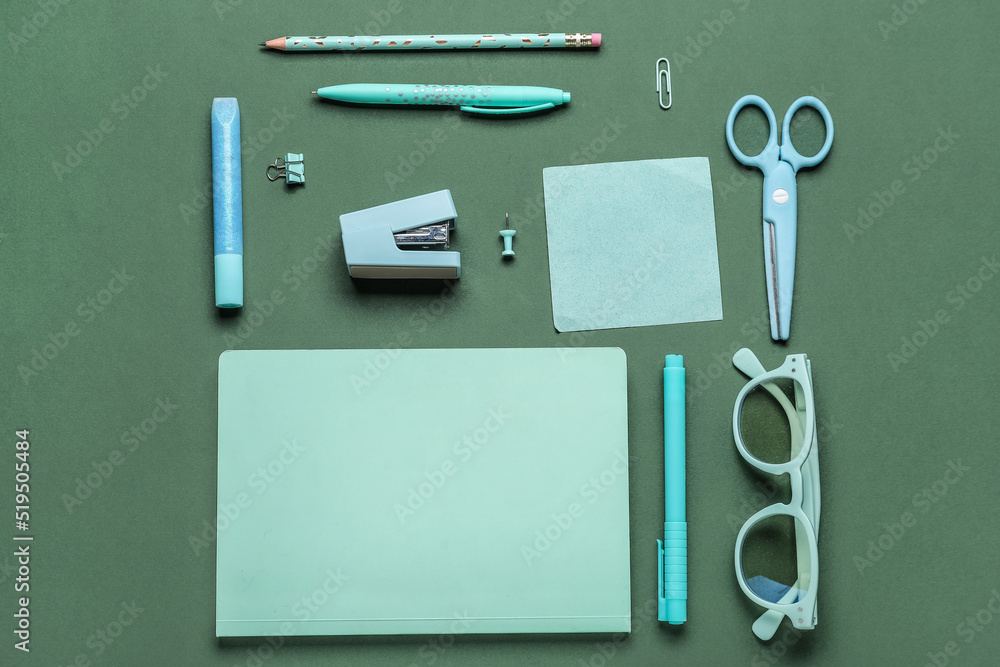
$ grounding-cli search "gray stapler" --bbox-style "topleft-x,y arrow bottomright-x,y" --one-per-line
339,190 -> 460,279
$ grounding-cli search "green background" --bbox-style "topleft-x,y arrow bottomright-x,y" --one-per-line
2,0 -> 998,665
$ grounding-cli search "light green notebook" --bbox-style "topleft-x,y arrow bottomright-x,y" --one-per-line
216,348 -> 631,637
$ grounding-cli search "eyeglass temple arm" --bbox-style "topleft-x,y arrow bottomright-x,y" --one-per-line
753,599 -> 793,640
793,360 -> 820,530
754,367 -> 821,637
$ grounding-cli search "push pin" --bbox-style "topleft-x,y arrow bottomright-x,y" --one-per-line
266,153 -> 305,185
500,212 -> 516,258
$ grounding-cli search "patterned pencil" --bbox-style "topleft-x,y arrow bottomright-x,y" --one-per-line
260,32 -> 601,51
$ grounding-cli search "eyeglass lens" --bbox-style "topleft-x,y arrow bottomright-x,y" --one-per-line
738,377 -> 806,465
740,513 -> 812,604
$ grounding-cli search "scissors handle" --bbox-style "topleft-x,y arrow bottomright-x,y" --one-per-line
726,95 -> 779,171
780,96 -> 834,171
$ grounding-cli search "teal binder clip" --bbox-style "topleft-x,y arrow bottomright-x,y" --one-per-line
339,190 -> 461,279
267,153 -> 305,185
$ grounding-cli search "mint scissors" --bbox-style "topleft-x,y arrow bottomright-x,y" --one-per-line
725,96 -> 833,341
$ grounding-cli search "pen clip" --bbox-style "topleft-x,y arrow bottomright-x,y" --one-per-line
657,539 -> 667,617
459,103 -> 556,115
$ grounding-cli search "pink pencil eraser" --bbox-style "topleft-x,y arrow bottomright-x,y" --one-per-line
592,33 -> 602,47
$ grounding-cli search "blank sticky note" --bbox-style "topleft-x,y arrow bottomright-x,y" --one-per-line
543,157 -> 723,332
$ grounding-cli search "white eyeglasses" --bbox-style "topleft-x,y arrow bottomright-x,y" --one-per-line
732,348 -> 820,640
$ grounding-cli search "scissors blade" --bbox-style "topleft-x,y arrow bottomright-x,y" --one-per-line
761,162 -> 798,341
761,217 -> 782,341
767,221 -> 780,340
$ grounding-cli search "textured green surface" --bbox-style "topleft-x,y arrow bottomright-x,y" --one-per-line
1,0 -> 998,665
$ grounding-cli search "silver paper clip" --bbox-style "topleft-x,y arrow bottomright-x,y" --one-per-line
656,58 -> 672,110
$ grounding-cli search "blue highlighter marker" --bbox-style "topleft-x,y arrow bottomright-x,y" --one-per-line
211,97 -> 243,308
658,354 -> 687,624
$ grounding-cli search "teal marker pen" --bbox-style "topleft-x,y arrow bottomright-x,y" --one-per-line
658,354 -> 687,624
313,83 -> 571,115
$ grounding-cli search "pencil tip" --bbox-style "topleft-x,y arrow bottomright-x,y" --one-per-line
258,42 -> 266,47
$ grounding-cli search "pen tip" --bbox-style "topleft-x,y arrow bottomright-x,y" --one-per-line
311,91 -> 318,94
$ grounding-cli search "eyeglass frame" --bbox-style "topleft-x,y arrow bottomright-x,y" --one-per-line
731,348 -> 821,640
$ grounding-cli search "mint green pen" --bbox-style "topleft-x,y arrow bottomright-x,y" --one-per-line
658,354 -> 687,624
313,84 -> 571,115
